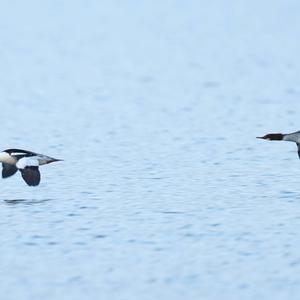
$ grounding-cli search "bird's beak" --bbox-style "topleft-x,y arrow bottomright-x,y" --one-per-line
50,158 -> 63,162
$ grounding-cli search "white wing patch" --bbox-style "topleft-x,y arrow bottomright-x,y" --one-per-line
16,157 -> 39,169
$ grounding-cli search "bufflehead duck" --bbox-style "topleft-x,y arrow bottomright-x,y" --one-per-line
257,131 -> 300,159
0,149 -> 62,186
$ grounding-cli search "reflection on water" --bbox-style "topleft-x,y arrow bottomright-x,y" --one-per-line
3,198 -> 53,205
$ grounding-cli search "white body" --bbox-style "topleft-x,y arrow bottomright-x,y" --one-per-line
0,152 -> 17,164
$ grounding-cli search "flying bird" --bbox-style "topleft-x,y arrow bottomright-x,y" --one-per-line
0,149 -> 62,186
257,131 -> 300,159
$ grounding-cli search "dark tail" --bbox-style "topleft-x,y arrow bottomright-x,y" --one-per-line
256,133 -> 284,140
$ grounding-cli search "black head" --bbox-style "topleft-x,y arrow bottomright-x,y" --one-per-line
256,133 -> 284,141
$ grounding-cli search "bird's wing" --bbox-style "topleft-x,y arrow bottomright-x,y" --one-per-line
16,157 -> 40,186
2,163 -> 18,178
19,167 -> 41,186
297,143 -> 300,159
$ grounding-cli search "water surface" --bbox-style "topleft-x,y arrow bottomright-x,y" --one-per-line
0,1 -> 300,300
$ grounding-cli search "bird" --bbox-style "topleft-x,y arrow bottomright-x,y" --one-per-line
0,149 -> 62,186
257,131 -> 300,159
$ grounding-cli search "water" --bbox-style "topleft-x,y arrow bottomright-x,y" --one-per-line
0,1 -> 300,299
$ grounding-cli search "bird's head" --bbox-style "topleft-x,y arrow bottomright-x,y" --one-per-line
256,133 -> 284,141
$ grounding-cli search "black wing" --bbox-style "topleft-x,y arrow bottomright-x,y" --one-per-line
2,163 -> 18,178
297,143 -> 300,159
19,166 -> 41,186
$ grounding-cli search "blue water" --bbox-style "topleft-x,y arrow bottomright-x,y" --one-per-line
0,1 -> 300,299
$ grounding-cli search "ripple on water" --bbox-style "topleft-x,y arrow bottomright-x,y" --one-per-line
94,235 -> 106,239
160,211 -> 186,215
279,190 -> 300,202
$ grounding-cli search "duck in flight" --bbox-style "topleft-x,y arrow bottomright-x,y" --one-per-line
257,131 -> 300,159
0,149 -> 62,186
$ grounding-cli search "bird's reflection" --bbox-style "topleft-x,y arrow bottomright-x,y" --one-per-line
4,198 -> 53,205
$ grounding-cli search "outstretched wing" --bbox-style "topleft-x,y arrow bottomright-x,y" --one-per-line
2,163 -> 18,178
16,157 -> 40,186
19,166 -> 40,186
